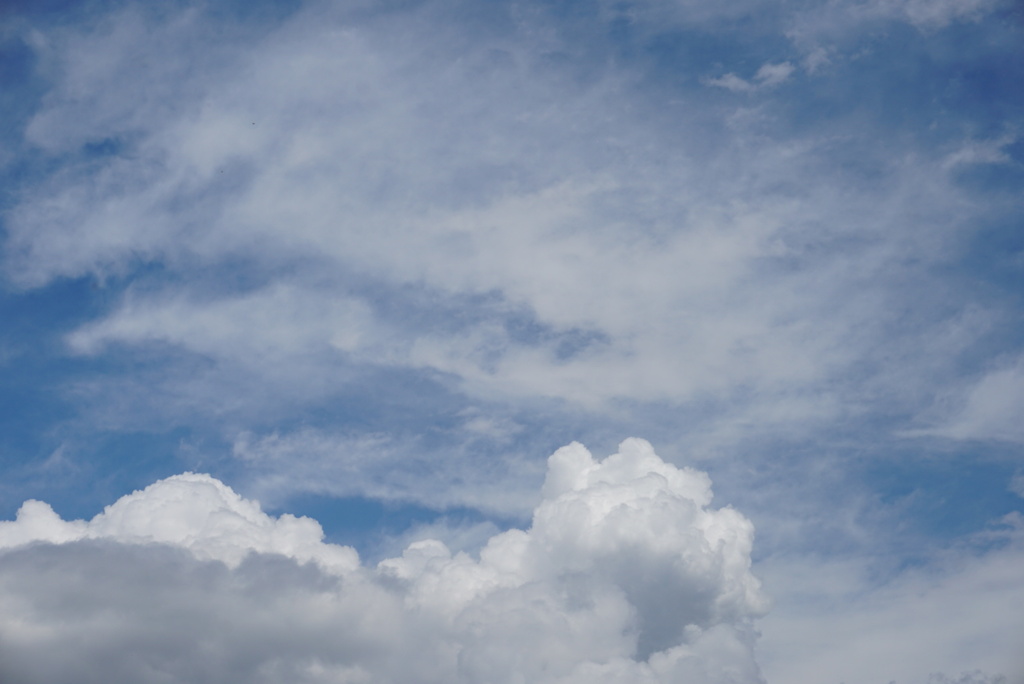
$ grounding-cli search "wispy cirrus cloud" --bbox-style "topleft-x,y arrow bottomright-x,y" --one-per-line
12,0 -> 994,429
758,513 -> 1024,684
906,356 -> 1024,444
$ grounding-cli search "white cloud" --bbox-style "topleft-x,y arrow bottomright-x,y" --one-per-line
0,471 -> 359,572
757,514 -> 1024,684
705,62 -> 795,92
591,0 -> 1000,35
67,283 -> 377,360
0,439 -> 767,684
785,0 -> 1005,46
705,72 -> 759,93
1010,471 -> 1024,499
371,517 -> 505,563
929,673 -> 1009,684
229,428 -> 547,515
801,46 -> 832,73
909,357 -> 1024,443
1,0 -> 996,463
943,135 -> 1017,169
753,62 -> 796,87
894,0 -> 1005,28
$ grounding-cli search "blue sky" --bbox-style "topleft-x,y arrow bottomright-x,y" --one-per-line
1,0 -> 1022,682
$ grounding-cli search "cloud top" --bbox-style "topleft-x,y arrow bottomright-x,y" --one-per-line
0,439 -> 767,684
0,472 -> 360,572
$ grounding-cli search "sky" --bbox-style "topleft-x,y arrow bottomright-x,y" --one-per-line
0,0 -> 1022,682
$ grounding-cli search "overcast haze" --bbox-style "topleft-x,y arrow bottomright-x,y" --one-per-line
1,0 -> 1023,682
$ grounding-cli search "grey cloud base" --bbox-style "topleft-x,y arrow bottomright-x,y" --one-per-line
0,439 -> 766,684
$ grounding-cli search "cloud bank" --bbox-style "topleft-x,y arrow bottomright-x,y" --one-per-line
0,439 -> 767,684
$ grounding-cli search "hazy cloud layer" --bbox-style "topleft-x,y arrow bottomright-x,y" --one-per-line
757,514 -> 1024,684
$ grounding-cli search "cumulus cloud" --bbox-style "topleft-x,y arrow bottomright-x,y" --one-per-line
0,471 -> 359,572
0,439 -> 767,684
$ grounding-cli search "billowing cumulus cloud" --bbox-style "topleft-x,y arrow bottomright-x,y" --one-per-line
0,439 -> 767,684
0,471 -> 359,571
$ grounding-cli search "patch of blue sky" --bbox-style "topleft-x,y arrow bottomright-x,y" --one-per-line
0,34 -> 42,138
0,279 -> 102,475
960,215 -> 1024,302
0,282 -> 206,510
860,446 -> 1024,542
6,428 -> 199,521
